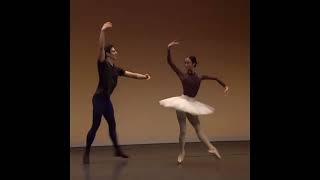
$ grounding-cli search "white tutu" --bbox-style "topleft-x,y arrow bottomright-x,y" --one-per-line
159,95 -> 214,115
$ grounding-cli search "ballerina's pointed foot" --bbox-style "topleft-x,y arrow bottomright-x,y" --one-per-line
208,148 -> 222,159
177,151 -> 185,164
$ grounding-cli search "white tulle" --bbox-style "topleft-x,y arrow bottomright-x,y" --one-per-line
159,95 -> 214,115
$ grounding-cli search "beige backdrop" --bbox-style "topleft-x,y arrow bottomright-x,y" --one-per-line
71,0 -> 249,147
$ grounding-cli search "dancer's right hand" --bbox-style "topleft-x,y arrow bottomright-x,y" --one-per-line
168,40 -> 179,48
101,22 -> 112,31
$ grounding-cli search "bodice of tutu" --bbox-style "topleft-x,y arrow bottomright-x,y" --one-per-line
181,73 -> 201,97
166,48 -> 226,98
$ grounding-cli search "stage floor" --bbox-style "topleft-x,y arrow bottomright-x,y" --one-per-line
71,141 -> 250,180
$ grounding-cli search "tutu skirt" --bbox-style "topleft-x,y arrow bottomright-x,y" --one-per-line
159,95 -> 214,115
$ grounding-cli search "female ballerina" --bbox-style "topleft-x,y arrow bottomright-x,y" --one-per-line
83,21 -> 151,164
159,40 -> 229,164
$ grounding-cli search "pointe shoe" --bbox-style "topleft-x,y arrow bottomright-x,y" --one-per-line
208,148 -> 222,159
177,152 -> 185,164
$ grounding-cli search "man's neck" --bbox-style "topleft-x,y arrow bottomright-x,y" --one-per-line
106,57 -> 114,66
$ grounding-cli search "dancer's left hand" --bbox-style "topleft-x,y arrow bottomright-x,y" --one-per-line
145,74 -> 151,80
224,86 -> 229,95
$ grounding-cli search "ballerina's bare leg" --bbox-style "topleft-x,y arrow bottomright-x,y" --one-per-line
176,110 -> 187,163
186,113 -> 221,159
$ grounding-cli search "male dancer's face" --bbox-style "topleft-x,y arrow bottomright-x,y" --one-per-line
184,57 -> 195,72
107,47 -> 118,60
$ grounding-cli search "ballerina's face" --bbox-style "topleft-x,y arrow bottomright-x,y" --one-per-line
184,57 -> 195,72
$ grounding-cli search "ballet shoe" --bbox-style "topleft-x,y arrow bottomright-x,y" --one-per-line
208,148 -> 222,159
177,151 -> 185,164
83,153 -> 90,164
115,150 -> 129,158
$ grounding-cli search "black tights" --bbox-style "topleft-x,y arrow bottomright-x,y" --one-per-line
85,94 -> 120,154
